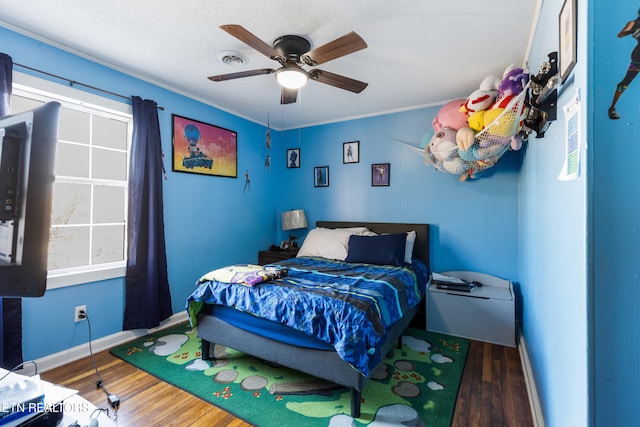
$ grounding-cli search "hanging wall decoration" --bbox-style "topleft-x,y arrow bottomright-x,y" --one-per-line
172,114 -> 237,178
243,169 -> 251,193
559,0 -> 577,84
265,114 -> 271,172
287,148 -> 300,168
343,141 -> 360,164
372,163 -> 390,186
314,166 -> 329,187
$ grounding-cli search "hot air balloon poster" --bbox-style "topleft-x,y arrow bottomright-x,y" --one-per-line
171,114 -> 238,178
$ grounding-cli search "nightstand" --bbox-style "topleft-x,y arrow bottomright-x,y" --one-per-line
258,249 -> 298,265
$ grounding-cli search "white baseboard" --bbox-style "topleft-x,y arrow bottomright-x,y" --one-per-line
35,311 -> 189,373
517,324 -> 545,427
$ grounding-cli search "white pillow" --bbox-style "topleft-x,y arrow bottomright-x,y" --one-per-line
405,231 -> 416,263
336,227 -> 372,235
297,227 -> 369,260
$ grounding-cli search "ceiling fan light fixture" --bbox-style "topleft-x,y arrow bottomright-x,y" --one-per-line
213,26 -> 368,103
276,66 -> 309,89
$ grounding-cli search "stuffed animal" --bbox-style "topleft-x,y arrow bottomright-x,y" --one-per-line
427,128 -> 458,161
458,141 -> 507,161
484,77 -> 530,143
460,89 -> 496,115
432,98 -> 468,132
430,98 -> 475,151
442,156 -> 470,175
510,133 -> 524,150
481,74 -> 502,92
458,146 -> 476,162
491,94 -> 515,110
467,110 -> 486,133
460,155 -> 501,181
481,108 -> 518,139
426,68 -> 530,180
498,66 -> 529,97
475,143 -> 508,159
456,127 -> 475,151
459,75 -> 500,115
491,66 -> 529,123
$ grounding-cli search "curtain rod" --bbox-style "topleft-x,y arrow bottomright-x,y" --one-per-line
14,62 -> 165,110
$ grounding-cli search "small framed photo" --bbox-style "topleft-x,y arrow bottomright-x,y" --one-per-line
558,0 -> 577,83
287,148 -> 300,168
372,163 -> 390,186
343,141 -> 360,164
314,166 -> 330,187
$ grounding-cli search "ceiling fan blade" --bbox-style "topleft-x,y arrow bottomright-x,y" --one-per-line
208,68 -> 274,82
302,32 -> 367,66
220,25 -> 285,62
281,87 -> 298,104
309,69 -> 368,93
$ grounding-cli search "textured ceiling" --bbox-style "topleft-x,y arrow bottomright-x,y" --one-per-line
0,0 -> 540,130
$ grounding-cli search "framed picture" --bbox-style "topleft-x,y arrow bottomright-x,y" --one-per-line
287,148 -> 300,168
372,163 -> 390,186
558,0 -> 577,83
314,166 -> 329,187
343,141 -> 360,164
172,114 -> 237,178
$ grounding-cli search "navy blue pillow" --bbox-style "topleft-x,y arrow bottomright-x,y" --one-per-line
345,233 -> 407,266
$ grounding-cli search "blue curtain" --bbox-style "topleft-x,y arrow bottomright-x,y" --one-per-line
123,96 -> 172,330
0,52 -> 23,369
0,53 -> 11,117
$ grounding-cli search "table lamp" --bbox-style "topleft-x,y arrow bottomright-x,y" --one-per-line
281,209 -> 308,249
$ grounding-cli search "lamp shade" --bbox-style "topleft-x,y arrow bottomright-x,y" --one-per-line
282,209 -> 308,231
275,66 -> 309,89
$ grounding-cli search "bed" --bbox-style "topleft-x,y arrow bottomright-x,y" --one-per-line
187,221 -> 430,418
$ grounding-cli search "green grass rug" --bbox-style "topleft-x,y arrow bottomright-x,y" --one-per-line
110,323 -> 468,427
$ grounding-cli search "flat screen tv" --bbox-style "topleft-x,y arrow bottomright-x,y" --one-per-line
0,101 -> 60,297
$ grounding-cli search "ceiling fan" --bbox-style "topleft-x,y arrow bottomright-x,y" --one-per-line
208,25 -> 368,104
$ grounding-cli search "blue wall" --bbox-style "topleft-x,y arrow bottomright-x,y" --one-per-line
15,5 -> 640,424
4,24 -> 521,362
518,0 -> 640,425
277,109 -> 521,278
2,26 -> 279,359
517,0 -> 590,425
592,2 -> 640,426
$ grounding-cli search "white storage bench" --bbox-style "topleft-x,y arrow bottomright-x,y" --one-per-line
427,270 -> 516,347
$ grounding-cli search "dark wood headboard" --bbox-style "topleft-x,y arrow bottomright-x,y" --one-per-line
315,221 -> 430,267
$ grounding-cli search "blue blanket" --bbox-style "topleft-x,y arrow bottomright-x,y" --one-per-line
186,256 -> 429,376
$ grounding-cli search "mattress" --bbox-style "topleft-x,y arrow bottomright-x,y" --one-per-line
187,256 -> 429,375
201,303 -> 334,350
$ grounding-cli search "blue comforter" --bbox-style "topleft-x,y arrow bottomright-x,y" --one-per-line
186,256 -> 429,376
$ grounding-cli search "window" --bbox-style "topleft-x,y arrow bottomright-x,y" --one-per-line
11,74 -> 132,288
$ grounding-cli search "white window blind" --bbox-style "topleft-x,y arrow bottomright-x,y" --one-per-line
11,74 -> 132,288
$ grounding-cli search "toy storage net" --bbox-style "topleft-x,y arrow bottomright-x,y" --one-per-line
426,85 -> 530,178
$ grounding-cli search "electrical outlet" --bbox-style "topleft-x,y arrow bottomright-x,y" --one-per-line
74,305 -> 87,322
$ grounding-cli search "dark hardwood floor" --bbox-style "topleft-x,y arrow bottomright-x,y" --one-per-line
41,339 -> 533,427
452,340 -> 534,427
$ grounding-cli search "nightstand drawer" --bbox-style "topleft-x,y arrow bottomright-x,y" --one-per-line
258,250 -> 298,265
